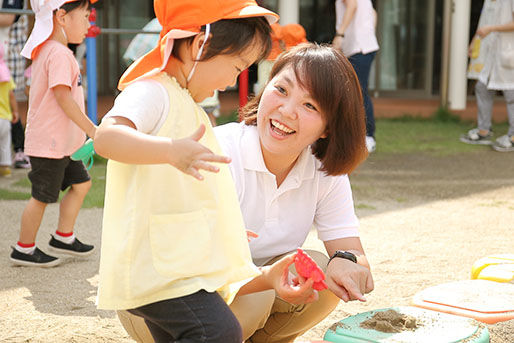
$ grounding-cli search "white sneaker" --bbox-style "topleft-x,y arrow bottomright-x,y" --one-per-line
492,135 -> 514,152
365,136 -> 376,153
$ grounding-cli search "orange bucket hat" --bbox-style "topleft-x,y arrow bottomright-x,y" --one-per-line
21,0 -> 98,60
118,0 -> 279,90
282,24 -> 307,50
266,23 -> 307,61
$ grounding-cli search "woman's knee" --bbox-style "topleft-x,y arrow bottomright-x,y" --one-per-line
231,290 -> 276,340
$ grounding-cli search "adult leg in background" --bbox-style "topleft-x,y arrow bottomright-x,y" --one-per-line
504,89 -> 514,137
348,51 -> 377,138
475,80 -> 495,134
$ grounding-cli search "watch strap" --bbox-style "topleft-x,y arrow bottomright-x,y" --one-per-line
329,250 -> 357,264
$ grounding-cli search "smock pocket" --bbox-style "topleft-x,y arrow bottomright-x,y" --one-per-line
500,32 -> 514,69
148,210 -> 211,278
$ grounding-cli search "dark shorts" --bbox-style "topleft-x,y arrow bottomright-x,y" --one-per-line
28,156 -> 91,203
128,290 -> 242,343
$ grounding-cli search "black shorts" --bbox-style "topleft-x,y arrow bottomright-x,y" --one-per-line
28,156 -> 91,203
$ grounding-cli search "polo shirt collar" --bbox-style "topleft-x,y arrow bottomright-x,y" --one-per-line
241,124 -> 316,182
241,124 -> 268,173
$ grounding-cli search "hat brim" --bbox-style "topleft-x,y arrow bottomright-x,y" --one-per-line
225,5 -> 279,24
21,17 -> 54,59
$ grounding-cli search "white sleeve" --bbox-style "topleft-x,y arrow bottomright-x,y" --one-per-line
103,79 -> 169,135
314,174 -> 360,241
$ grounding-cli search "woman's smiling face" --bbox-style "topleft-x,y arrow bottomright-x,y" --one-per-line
257,65 -> 327,163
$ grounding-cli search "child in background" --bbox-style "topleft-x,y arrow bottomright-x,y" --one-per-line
94,1 -> 317,342
9,0 -> 98,267
0,42 -> 18,177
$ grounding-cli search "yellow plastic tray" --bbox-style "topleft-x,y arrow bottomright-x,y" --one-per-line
471,254 -> 514,283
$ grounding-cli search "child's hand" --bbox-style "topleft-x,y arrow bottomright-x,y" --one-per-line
264,254 -> 319,305
11,111 -> 19,123
168,124 -> 231,180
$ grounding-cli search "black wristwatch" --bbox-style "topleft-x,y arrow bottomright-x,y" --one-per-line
329,250 -> 357,264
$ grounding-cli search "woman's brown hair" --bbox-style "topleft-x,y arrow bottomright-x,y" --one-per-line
240,42 -> 368,175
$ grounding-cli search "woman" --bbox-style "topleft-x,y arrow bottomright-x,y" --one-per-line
333,0 -> 379,153
118,43 -> 373,343
218,42 -> 373,342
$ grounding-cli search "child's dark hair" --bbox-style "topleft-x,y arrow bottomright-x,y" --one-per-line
172,17 -> 272,63
59,0 -> 92,13
240,43 -> 368,176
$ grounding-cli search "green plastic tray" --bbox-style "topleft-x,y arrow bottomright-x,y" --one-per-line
324,306 -> 489,343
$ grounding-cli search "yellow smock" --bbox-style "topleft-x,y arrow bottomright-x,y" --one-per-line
97,73 -> 260,310
0,79 -> 15,121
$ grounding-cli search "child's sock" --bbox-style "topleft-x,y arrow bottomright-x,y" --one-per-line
54,230 -> 76,244
15,241 -> 36,254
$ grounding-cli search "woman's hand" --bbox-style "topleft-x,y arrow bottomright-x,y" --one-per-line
332,35 -> 343,50
325,257 -> 374,302
167,124 -> 231,180
264,254 -> 319,305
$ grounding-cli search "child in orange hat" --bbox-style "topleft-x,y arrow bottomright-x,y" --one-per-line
94,1 -> 319,342
10,0 -> 98,267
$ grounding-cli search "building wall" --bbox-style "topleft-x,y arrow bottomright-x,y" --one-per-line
93,0 -> 483,98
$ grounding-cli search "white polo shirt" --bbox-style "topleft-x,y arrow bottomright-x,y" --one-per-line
214,122 -> 360,266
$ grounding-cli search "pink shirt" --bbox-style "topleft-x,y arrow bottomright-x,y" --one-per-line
25,40 -> 85,158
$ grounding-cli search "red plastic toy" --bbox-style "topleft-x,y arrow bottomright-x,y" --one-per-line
294,248 -> 328,291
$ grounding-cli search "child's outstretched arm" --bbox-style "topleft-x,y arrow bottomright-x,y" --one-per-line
94,116 -> 231,180
53,85 -> 96,138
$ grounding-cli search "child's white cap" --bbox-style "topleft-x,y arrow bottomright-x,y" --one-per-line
21,0 -> 68,59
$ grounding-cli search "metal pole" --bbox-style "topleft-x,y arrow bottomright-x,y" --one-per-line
86,9 -> 98,124
239,69 -> 249,108
440,0 -> 452,108
278,0 -> 299,24
448,0 -> 471,110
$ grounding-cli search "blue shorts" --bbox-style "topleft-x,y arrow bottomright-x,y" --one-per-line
28,156 -> 90,203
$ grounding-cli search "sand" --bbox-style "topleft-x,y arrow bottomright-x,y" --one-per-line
1,150 -> 513,342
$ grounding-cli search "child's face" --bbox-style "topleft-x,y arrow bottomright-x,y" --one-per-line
256,65 -> 327,163
62,5 -> 91,44
188,44 -> 262,102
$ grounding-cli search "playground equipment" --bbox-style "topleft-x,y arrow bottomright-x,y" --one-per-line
412,279 -> 514,324
323,306 -> 489,343
0,7 -> 254,126
471,254 -> 514,283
